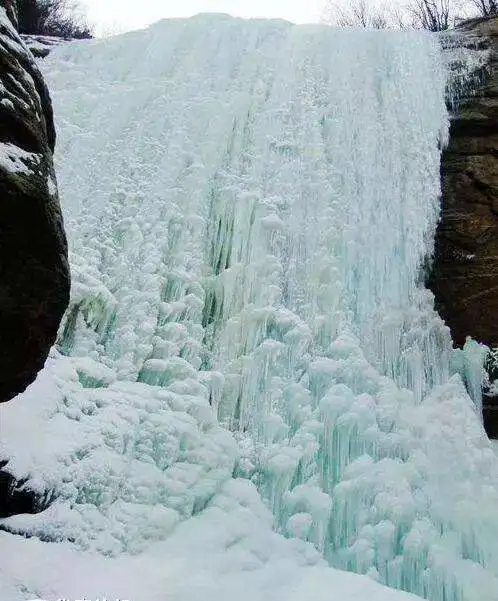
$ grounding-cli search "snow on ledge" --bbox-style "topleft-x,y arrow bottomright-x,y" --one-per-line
0,142 -> 41,176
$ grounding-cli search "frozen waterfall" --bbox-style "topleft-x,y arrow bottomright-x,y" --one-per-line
1,13 -> 498,601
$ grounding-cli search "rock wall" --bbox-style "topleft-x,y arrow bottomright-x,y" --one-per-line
0,3 -> 69,403
430,17 -> 498,349
429,16 -> 498,437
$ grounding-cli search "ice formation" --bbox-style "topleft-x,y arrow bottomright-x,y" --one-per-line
1,13 -> 498,601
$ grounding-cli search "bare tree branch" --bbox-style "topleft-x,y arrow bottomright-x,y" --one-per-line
409,0 -> 452,31
325,0 -> 390,29
16,0 -> 93,38
467,0 -> 498,16
323,0 -> 496,32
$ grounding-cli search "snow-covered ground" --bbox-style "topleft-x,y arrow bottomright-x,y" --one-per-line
1,13 -> 498,601
1,477 -> 426,601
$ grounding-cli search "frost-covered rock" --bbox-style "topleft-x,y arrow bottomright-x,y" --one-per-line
0,4 -> 69,403
20,34 -> 67,58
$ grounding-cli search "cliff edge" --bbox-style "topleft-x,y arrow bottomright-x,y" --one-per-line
0,2 -> 69,403
430,17 -> 498,348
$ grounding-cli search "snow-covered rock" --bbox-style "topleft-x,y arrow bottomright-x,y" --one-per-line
0,4 -> 69,407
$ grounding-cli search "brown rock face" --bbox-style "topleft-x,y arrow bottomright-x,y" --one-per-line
0,3 -> 70,403
430,17 -> 498,349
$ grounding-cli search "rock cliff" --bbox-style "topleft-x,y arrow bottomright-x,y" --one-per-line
0,3 -> 70,404
430,17 -> 498,348
429,16 -> 498,436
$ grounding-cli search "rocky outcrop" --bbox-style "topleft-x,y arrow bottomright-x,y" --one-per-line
430,16 -> 498,349
0,460 -> 53,518
429,16 -> 498,436
432,18 -> 498,348
21,34 -> 67,58
0,3 -> 70,403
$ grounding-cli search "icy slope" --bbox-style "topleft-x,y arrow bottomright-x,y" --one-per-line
0,488 -> 425,601
1,13 -> 498,601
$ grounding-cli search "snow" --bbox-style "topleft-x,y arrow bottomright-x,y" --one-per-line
0,480 -> 424,601
20,34 -> 68,56
0,143 -> 40,176
1,12 -> 497,601
47,175 -> 57,196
